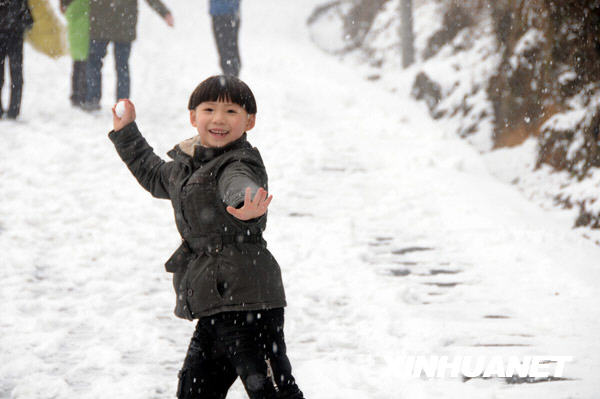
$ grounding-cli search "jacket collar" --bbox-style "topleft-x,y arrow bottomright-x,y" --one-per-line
167,133 -> 249,166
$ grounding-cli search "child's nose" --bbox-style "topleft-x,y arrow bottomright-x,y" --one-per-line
212,109 -> 226,123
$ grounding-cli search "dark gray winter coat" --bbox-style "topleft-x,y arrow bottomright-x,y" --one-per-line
109,123 -> 286,319
0,0 -> 33,32
89,0 -> 170,42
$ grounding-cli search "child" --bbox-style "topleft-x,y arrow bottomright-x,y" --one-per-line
108,75 -> 305,399
0,0 -> 33,119
210,0 -> 241,77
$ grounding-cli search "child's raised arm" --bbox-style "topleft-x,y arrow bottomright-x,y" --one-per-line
109,100 -> 173,199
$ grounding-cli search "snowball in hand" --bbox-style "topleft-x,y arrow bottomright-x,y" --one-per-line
115,101 -> 126,118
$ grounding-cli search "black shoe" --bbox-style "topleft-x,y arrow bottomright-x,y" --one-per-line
71,99 -> 84,108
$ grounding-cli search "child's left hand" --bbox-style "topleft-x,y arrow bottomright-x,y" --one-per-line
226,187 -> 273,221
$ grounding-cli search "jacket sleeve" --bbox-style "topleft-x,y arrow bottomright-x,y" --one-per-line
108,122 -> 173,199
144,0 -> 170,17
217,159 -> 266,208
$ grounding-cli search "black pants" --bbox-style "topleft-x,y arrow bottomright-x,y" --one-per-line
0,30 -> 25,118
71,60 -> 87,106
211,14 -> 241,77
178,308 -> 304,399
86,40 -> 132,104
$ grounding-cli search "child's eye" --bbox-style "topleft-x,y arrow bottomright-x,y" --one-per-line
227,109 -> 238,114
203,108 -> 213,112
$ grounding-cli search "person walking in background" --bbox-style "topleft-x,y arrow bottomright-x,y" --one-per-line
210,0 -> 241,77
82,0 -> 174,111
0,0 -> 33,119
60,0 -> 89,108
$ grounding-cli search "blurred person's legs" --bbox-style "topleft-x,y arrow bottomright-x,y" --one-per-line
114,42 -> 131,100
71,60 -> 87,107
0,33 -> 7,118
211,14 -> 241,77
84,39 -> 108,109
7,32 -> 24,118
0,31 -> 25,118
65,0 -> 90,108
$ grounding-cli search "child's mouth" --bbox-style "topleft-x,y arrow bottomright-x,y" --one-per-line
209,129 -> 229,136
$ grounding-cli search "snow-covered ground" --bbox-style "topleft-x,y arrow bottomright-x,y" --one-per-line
1,1 -> 599,398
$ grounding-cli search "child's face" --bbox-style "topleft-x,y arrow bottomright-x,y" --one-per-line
189,100 -> 255,148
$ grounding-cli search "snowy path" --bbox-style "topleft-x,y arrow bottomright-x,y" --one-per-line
1,1 -> 599,398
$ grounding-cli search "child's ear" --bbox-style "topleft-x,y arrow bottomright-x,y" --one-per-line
245,114 -> 256,131
189,110 -> 197,127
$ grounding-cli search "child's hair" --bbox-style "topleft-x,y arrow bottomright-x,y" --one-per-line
188,75 -> 257,114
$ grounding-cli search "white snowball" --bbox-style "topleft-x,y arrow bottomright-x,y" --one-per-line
115,101 -> 126,118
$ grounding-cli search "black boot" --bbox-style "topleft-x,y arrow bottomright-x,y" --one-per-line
7,97 -> 20,118
71,61 -> 87,107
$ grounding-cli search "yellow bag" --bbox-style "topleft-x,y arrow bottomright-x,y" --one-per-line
26,0 -> 68,58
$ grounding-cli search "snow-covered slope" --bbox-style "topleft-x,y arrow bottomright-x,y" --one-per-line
1,1 -> 599,398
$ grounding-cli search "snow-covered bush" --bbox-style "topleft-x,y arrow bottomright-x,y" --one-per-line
307,0 -> 600,230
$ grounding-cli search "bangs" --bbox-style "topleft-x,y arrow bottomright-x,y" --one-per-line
188,75 -> 257,114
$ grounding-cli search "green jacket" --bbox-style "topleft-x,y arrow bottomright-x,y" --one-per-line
109,123 -> 287,319
62,0 -> 89,60
89,0 -> 170,42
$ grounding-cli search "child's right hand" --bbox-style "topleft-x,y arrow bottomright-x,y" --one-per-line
112,99 -> 136,131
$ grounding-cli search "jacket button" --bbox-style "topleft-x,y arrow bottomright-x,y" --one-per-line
187,288 -> 193,297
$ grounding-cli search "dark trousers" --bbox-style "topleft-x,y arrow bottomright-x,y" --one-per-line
211,14 -> 241,77
86,39 -> 131,104
71,60 -> 87,106
178,308 -> 304,399
0,30 -> 25,118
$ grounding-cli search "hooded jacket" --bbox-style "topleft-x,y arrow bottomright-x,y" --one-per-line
109,122 -> 286,319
